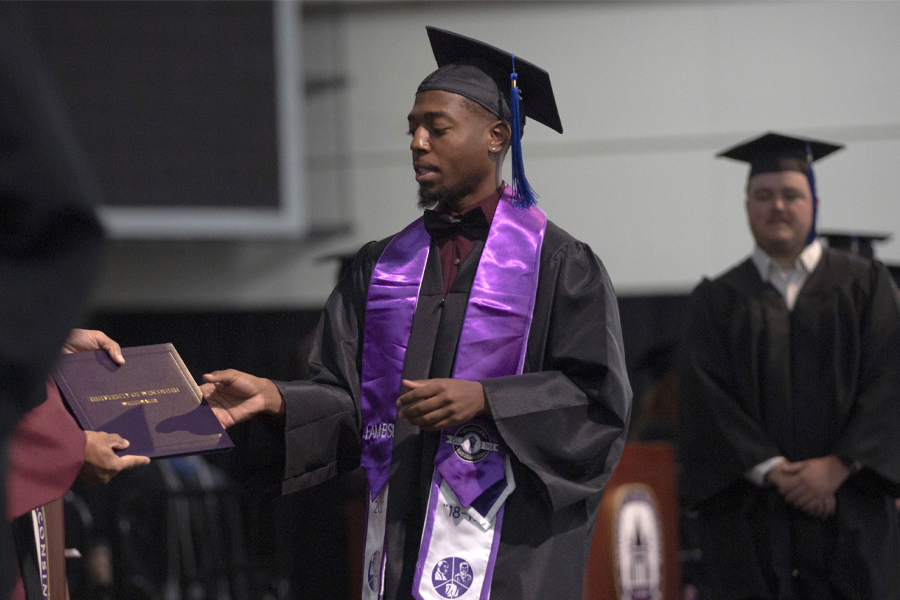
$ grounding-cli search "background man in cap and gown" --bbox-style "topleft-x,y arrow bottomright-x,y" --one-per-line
678,132 -> 900,599
203,27 -> 631,600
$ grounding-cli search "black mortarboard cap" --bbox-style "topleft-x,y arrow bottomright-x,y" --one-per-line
418,26 -> 563,135
717,132 -> 843,177
417,27 -> 562,208
819,231 -> 891,260
718,132 -> 844,245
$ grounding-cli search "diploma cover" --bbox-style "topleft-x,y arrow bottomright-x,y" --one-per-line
51,343 -> 233,458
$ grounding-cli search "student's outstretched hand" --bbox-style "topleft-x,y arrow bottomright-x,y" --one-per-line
397,378 -> 489,431
201,369 -> 283,428
80,431 -> 150,484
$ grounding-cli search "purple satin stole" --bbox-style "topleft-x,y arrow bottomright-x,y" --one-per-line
360,187 -> 546,504
359,218 -> 431,498
434,194 -> 545,506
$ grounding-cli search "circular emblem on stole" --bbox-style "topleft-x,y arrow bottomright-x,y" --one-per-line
431,557 -> 474,598
611,484 -> 663,600
367,550 -> 381,592
452,424 -> 492,463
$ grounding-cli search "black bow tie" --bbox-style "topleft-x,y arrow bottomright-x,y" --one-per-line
423,208 -> 490,241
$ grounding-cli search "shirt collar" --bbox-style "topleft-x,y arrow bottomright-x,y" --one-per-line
436,184 -> 504,224
752,239 -> 823,280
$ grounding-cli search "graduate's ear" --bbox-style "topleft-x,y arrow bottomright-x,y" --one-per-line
488,120 -> 511,165
489,120 -> 511,154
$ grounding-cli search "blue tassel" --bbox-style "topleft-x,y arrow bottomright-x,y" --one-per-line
805,140 -> 817,245
509,55 -> 537,208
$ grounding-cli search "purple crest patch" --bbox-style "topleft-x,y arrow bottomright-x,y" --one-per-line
367,550 -> 381,592
431,557 -> 474,598
446,424 -> 498,463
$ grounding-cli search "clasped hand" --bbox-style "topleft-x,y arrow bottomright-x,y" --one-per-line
396,378 -> 488,431
767,456 -> 851,519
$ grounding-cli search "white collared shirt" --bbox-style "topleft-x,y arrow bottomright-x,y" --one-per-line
745,240 -> 822,485
750,240 -> 823,310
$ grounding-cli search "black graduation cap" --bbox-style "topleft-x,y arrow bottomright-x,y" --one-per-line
418,27 -> 563,135
718,132 -> 844,245
717,132 -> 843,177
417,27 -> 562,208
819,231 -> 891,260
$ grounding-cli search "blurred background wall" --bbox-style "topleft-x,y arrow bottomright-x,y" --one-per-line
22,0 -> 900,311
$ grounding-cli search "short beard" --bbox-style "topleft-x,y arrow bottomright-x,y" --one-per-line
417,186 -> 460,210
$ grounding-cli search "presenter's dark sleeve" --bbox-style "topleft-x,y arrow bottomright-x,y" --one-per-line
7,380 -> 87,520
0,4 -> 104,423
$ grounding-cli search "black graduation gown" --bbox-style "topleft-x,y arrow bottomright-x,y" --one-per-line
275,219 -> 632,600
678,248 -> 900,600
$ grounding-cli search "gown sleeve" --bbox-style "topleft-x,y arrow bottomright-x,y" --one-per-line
7,380 -> 87,520
677,278 -> 782,506
480,237 -> 632,511
835,262 -> 900,494
275,242 -> 381,494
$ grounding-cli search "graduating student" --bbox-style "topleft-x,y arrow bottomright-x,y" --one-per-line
202,27 -> 632,600
678,133 -> 900,599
